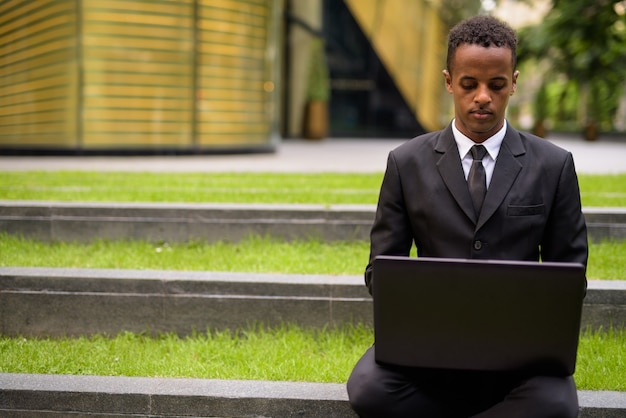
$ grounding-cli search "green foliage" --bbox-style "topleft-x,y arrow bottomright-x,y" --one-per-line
518,1 -> 626,130
532,81 -> 549,120
306,39 -> 330,102
438,0 -> 483,28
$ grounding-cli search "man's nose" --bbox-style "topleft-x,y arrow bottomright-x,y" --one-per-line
474,85 -> 491,104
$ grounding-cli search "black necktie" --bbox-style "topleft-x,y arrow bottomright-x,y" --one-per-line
468,145 -> 488,216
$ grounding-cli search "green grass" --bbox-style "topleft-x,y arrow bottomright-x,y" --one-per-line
0,234 -> 367,275
0,233 -> 624,279
0,324 -> 372,383
576,327 -> 626,391
0,171 -> 382,205
1,171 -> 625,207
0,325 -> 624,391
578,174 -> 626,207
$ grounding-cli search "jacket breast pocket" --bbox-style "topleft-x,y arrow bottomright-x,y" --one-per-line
507,204 -> 545,216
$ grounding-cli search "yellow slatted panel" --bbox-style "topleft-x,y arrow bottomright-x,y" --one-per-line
0,0 -> 44,19
84,120 -> 189,133
86,21 -> 191,40
198,100 -> 265,112
83,35 -> 192,53
0,74 -> 74,97
0,99 -> 69,117
0,0 -> 77,147
83,73 -> 193,90
86,0 -> 192,15
0,61 -> 69,89
84,47 -> 191,66
199,111 -> 266,123
197,19 -> 267,38
197,30 -> 267,49
83,109 -> 192,122
0,0 -> 278,151
1,90 -> 70,111
0,0 -> 73,37
201,77 -> 264,91
199,65 -> 264,80
0,14 -> 75,54
198,124 -> 268,134
0,49 -> 75,79
82,11 -> 193,28
1,38 -> 75,68
199,0 -> 268,16
83,85 -> 191,99
83,96 -> 192,110
0,110 -> 66,124
1,122 -> 68,135
84,59 -> 192,76
85,133 -> 188,145
81,0 -> 194,148
203,89 -> 266,102
196,0 -> 273,146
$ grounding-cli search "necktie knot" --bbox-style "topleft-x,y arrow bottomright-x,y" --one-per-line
470,145 -> 487,161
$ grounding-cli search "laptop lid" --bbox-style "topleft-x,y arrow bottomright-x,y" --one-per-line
372,256 -> 586,376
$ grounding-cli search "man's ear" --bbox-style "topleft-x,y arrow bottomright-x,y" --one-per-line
511,70 -> 520,95
443,69 -> 453,93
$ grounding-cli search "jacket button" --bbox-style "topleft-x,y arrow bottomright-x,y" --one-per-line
473,240 -> 482,250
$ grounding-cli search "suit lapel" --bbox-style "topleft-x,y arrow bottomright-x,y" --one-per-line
476,126 -> 525,230
435,125 -> 477,223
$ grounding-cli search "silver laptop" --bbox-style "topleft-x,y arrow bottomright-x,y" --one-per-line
372,256 -> 586,376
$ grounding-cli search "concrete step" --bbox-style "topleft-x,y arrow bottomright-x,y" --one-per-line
1,267 -> 624,336
1,201 -> 625,243
1,373 -> 624,417
2,269 -> 625,416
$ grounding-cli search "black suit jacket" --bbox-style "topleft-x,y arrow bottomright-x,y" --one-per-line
365,123 -> 588,293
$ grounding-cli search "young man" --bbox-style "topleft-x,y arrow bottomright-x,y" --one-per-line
346,15 -> 588,418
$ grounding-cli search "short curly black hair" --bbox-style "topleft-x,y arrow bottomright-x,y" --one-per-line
446,15 -> 517,73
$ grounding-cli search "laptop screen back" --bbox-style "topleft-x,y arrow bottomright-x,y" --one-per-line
372,256 -> 586,376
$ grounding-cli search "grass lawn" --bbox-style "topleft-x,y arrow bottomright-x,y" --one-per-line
0,325 -> 624,391
1,233 -> 625,280
1,171 -> 625,391
1,171 -> 625,207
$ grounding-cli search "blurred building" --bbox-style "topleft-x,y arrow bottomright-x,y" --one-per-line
285,0 -> 446,140
0,0 -> 446,153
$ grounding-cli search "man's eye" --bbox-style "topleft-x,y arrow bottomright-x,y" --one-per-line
461,84 -> 475,90
491,84 -> 505,91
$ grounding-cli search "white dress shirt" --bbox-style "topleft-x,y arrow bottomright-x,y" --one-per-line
451,119 -> 507,188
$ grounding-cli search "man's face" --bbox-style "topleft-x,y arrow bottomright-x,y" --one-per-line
443,44 -> 519,143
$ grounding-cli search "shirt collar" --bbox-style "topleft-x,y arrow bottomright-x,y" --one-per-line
452,119 -> 507,160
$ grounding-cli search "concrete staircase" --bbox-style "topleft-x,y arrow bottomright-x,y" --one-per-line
2,201 -> 625,417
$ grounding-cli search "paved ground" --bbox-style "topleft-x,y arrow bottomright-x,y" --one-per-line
1,134 -> 625,174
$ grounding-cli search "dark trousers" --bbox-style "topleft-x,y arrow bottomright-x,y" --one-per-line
347,346 -> 579,418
